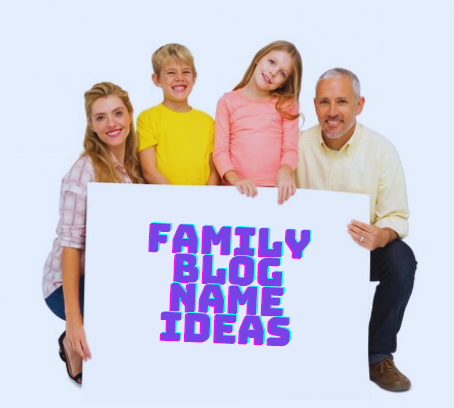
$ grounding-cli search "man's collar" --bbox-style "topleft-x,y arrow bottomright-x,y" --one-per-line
318,123 -> 362,156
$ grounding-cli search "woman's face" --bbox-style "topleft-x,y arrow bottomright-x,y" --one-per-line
89,95 -> 132,151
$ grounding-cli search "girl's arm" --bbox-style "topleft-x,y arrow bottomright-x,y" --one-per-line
62,246 -> 91,361
214,95 -> 257,197
276,103 -> 299,204
275,164 -> 296,205
139,146 -> 170,184
213,96 -> 235,182
207,154 -> 221,185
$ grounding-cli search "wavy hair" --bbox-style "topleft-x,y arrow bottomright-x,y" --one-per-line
234,40 -> 302,120
83,82 -> 144,184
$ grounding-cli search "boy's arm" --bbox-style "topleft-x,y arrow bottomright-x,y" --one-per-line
207,154 -> 221,185
139,146 -> 170,184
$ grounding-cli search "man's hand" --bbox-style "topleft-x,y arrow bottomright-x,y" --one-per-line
347,220 -> 398,251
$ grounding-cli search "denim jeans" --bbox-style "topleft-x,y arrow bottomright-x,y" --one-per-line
369,240 -> 417,362
45,276 -> 85,321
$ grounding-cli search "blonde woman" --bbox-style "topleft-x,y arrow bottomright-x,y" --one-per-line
43,82 -> 143,384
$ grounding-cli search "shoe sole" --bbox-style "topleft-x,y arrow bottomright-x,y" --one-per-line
370,376 -> 411,392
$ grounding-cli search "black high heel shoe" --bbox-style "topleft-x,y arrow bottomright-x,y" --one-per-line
58,331 -> 82,384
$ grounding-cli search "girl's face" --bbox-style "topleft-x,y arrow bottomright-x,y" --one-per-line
253,50 -> 293,92
89,95 -> 132,151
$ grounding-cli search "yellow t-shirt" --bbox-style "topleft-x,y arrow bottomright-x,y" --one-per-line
137,104 -> 214,185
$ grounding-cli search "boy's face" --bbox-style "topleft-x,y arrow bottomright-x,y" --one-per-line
152,60 -> 196,112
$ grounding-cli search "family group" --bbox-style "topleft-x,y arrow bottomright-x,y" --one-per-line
42,41 -> 417,393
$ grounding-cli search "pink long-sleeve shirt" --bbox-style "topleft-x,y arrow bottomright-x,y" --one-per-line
213,90 -> 299,186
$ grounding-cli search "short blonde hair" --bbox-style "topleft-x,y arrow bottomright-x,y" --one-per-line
152,43 -> 196,78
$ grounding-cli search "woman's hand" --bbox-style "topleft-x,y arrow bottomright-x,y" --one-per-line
66,315 -> 91,361
276,165 -> 296,205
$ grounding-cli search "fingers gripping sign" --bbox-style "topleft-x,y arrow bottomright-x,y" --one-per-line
275,165 -> 296,205
223,171 -> 258,199
347,220 -> 397,251
233,179 -> 258,198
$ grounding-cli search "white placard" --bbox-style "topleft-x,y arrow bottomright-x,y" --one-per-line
83,184 -> 370,402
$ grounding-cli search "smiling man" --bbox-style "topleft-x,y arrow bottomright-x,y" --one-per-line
296,68 -> 417,392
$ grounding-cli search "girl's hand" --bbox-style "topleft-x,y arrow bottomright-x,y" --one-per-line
66,316 -> 92,361
276,165 -> 296,205
224,170 -> 258,198
234,179 -> 258,198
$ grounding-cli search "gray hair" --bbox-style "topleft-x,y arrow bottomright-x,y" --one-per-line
316,68 -> 361,98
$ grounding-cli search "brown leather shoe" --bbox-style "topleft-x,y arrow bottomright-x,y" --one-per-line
369,357 -> 411,392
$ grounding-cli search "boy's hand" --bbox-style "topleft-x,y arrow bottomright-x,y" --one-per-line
276,165 -> 296,205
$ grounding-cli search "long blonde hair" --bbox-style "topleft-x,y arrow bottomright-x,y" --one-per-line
234,41 -> 302,120
83,82 -> 143,183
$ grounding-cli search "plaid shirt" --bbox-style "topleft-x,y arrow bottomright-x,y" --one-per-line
43,155 -> 132,298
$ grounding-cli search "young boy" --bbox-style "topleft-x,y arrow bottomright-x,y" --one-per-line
137,43 -> 220,185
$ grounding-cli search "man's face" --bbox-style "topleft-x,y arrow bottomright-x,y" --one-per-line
314,75 -> 365,147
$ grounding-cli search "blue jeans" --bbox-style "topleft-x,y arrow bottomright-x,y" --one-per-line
45,276 -> 85,321
369,240 -> 417,363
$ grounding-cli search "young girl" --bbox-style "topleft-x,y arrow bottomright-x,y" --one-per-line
42,82 -> 144,384
213,40 -> 302,204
